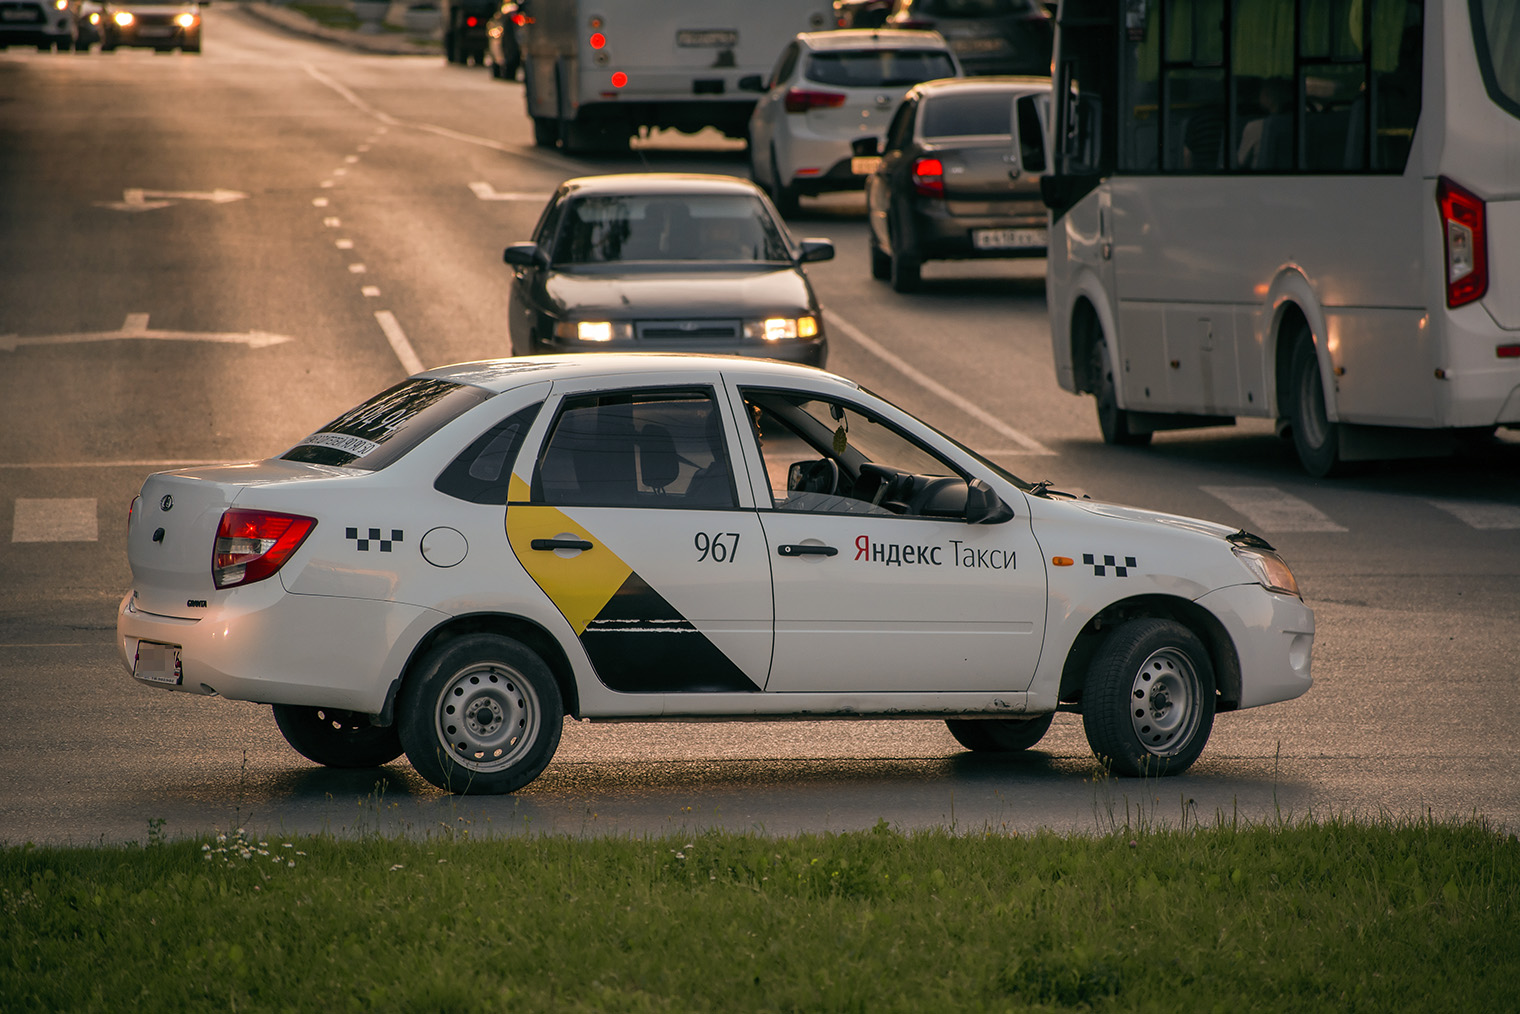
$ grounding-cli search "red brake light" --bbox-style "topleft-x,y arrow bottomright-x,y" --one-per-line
611,71 -> 628,88
912,156 -> 945,197
465,15 -> 478,27
783,88 -> 847,114
1437,176 -> 1487,309
589,31 -> 605,48
213,509 -> 317,589
510,11 -> 525,25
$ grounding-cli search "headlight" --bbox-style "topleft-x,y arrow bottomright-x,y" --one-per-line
175,12 -> 196,26
745,316 -> 819,342
1232,547 -> 1301,599
113,10 -> 134,26
54,0 -> 68,11
553,320 -> 631,343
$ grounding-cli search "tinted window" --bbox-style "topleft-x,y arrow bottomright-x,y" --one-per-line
433,404 -> 541,504
532,390 -> 735,508
1470,0 -> 1520,119
919,90 -> 1013,137
548,194 -> 791,264
804,49 -> 956,88
283,378 -> 491,471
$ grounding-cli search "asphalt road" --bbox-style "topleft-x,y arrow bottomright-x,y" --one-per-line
1,8 -> 1517,846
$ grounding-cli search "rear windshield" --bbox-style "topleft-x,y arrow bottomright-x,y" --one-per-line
1471,0 -> 1520,119
282,377 -> 491,470
920,90 -> 1013,137
804,49 -> 957,88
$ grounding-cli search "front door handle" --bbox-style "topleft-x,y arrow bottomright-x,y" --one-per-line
777,543 -> 837,557
531,538 -> 593,552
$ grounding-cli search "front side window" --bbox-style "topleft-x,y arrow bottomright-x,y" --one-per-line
742,389 -> 969,518
547,194 -> 792,265
531,389 -> 735,509
283,378 -> 491,471
804,48 -> 956,88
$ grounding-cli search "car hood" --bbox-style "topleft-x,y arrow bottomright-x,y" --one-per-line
540,267 -> 816,318
1065,498 -> 1239,540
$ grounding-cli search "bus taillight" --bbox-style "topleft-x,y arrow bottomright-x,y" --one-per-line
1437,177 -> 1487,309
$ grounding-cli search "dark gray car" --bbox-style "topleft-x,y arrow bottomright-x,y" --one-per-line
505,174 -> 833,366
864,76 -> 1050,291
884,0 -> 1050,77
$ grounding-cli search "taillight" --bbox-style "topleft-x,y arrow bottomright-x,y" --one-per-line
465,14 -> 478,27
510,11 -> 525,26
127,495 -> 139,537
912,157 -> 945,197
213,509 -> 316,589
784,88 -> 847,114
589,31 -> 605,48
1437,176 -> 1487,308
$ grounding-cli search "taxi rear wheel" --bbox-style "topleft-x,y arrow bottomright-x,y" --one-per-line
945,713 -> 1054,752
271,705 -> 404,768
399,634 -> 563,795
1082,619 -> 1215,776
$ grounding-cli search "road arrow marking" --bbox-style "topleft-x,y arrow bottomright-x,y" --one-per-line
470,181 -> 552,202
95,187 -> 250,211
0,313 -> 293,352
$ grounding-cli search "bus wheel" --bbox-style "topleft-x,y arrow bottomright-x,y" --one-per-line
1091,335 -> 1150,446
1288,329 -> 1342,477
532,117 -> 558,148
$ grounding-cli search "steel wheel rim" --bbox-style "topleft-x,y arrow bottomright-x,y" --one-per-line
1128,647 -> 1201,756
433,662 -> 540,773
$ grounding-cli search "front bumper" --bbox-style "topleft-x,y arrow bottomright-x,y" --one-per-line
1194,583 -> 1315,710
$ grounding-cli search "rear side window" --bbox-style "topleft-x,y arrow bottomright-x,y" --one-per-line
283,378 -> 491,471
433,404 -> 541,504
920,90 -> 1014,137
1471,0 -> 1520,119
804,49 -> 957,88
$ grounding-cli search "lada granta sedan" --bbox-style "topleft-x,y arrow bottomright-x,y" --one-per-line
118,354 -> 1314,794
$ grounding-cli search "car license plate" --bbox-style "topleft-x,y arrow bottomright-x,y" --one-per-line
133,641 -> 182,685
677,29 -> 737,47
139,26 -> 172,36
2,8 -> 40,20
951,37 -> 1007,53
850,156 -> 880,176
973,227 -> 1047,250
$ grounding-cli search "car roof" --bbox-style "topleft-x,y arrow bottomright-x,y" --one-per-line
910,75 -> 1052,96
796,29 -> 951,51
557,173 -> 768,199
420,354 -> 863,395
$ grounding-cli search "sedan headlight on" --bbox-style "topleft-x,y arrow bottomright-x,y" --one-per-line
175,12 -> 197,26
113,10 -> 134,26
746,316 -> 819,342
1232,546 -> 1301,599
553,320 -> 632,343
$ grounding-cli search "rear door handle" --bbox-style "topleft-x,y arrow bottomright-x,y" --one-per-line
777,543 -> 837,557
531,538 -> 594,552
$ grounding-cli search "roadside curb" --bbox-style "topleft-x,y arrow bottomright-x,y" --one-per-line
236,0 -> 439,56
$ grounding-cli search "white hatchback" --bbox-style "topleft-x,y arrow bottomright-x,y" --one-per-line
118,354 -> 1314,794
743,29 -> 960,216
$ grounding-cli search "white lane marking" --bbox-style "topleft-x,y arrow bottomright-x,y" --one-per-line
469,181 -> 553,202
348,263 -> 367,274
823,310 -> 1054,455
1200,486 -> 1347,533
1427,498 -> 1520,530
323,217 -> 341,227
336,239 -> 354,250
320,180 -> 335,188
312,198 -> 329,207
12,499 -> 98,543
345,155 -> 359,164
0,314 -> 292,352
375,310 -> 424,375
333,168 -> 348,177
361,286 -> 381,298
95,188 -> 248,212
302,63 -> 587,174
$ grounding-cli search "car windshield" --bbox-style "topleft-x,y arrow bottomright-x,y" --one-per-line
550,194 -> 793,265
282,377 -> 491,470
920,90 -> 1014,137
805,48 -> 957,87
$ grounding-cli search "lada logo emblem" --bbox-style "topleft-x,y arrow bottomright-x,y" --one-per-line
159,495 -> 174,512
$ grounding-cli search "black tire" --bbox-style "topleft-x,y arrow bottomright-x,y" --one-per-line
532,116 -> 558,148
768,149 -> 799,218
1081,619 -> 1216,777
1287,326 -> 1343,477
868,230 -> 890,281
272,704 -> 404,768
182,33 -> 200,53
946,713 -> 1055,752
887,214 -> 920,293
1090,333 -> 1151,446
398,633 -> 563,794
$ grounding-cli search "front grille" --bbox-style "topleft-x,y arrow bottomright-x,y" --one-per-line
133,13 -> 177,26
636,319 -> 742,340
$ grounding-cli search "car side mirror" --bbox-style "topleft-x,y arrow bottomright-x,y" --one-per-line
503,242 -> 547,268
965,479 -> 1014,524
737,74 -> 765,93
797,239 -> 834,263
851,135 -> 880,157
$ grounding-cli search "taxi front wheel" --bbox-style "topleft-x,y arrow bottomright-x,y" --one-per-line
1082,619 -> 1215,777
399,634 -> 563,795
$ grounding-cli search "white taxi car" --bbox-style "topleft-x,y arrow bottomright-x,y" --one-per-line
118,355 -> 1314,793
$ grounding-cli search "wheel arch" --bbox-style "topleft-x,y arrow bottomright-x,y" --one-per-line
1060,265 -> 1119,399
1265,268 -> 1337,423
1056,594 -> 1243,712
383,612 -> 580,725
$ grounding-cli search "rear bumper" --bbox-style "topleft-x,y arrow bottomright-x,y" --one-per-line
909,203 -> 1048,260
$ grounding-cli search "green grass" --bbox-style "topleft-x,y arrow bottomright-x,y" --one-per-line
4,818 -> 1517,1012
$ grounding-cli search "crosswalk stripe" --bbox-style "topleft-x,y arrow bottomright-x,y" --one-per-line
1426,498 -> 1520,530
1199,486 -> 1348,533
11,498 -> 98,543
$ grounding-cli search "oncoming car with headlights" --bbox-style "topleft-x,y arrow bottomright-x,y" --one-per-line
96,0 -> 201,52
117,355 -> 1314,794
505,174 -> 832,366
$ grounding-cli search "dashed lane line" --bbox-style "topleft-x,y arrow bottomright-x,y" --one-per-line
823,309 -> 1054,455
1200,486 -> 1348,533
375,310 -> 424,375
1425,498 -> 1520,530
